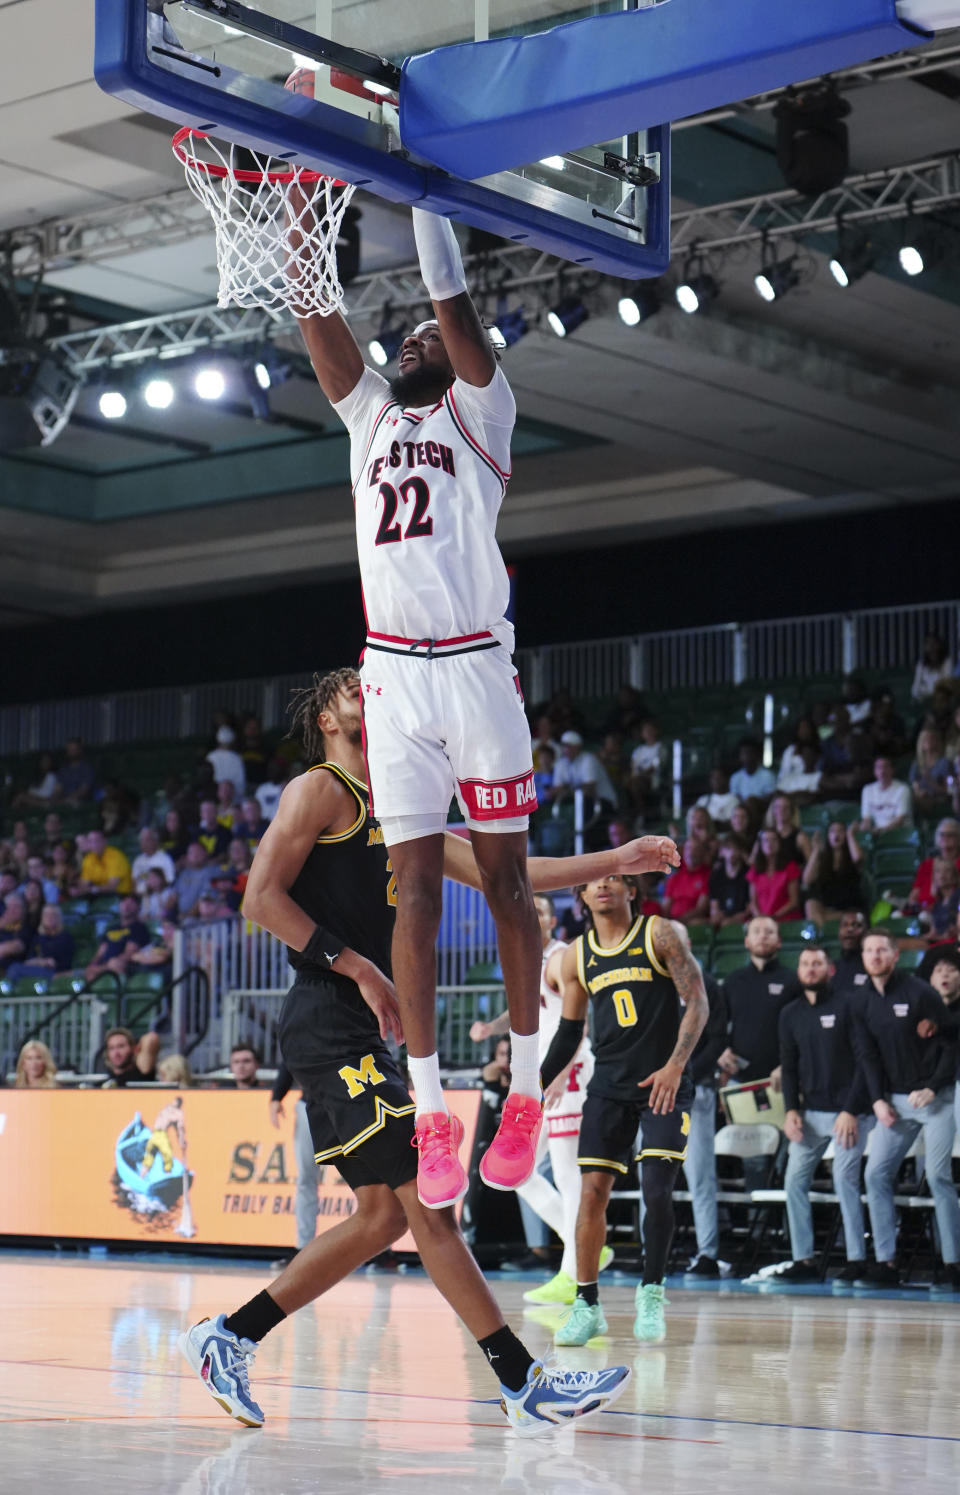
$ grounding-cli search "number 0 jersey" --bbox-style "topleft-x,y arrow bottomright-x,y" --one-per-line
286,762 -> 394,981
332,365 -> 516,648
576,912 -> 686,1102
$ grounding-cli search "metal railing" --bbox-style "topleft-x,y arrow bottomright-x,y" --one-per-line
220,982 -> 508,1070
3,598 -> 959,757
0,991 -> 111,1077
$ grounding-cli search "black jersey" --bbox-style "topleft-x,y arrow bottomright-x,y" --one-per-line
576,912 -> 685,1102
286,763 -> 395,980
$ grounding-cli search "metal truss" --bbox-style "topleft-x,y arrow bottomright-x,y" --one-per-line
672,151 -> 960,253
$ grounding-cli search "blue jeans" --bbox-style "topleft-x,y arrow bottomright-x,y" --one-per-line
295,1098 -> 319,1250
865,1088 -> 960,1265
784,1109 -> 872,1263
681,1083 -> 719,1259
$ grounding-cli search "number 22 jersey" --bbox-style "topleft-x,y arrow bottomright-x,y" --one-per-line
332,365 -> 516,648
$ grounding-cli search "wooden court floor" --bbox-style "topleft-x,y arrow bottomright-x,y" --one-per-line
2,1254 -> 958,1493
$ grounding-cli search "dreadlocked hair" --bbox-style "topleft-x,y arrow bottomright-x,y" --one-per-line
287,668 -> 360,764
574,875 -> 641,933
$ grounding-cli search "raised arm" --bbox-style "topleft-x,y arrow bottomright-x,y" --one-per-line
412,208 -> 496,388
441,829 -> 679,892
642,917 -> 709,1114
286,179 -> 365,402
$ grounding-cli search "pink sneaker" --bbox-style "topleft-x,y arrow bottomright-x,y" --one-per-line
412,1111 -> 468,1209
480,1094 -> 543,1191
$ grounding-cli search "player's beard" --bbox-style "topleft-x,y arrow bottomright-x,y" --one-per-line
389,365 -> 451,407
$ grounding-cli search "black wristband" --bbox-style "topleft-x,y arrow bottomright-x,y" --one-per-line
301,925 -> 346,971
541,1017 -> 585,1089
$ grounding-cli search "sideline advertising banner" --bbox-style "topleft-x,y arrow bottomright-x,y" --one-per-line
0,1088 -> 481,1250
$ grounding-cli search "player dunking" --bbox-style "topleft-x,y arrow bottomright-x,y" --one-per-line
539,875 -> 708,1346
290,196 -> 660,1206
180,669 -> 675,1432
470,895 -> 607,1304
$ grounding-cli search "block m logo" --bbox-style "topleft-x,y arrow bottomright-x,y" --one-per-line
338,1053 -> 387,1099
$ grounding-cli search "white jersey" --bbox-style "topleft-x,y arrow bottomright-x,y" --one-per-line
539,935 -> 593,1135
333,365 -> 516,648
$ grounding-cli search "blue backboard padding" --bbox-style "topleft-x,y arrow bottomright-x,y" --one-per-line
93,0 -> 670,278
400,0 -> 930,180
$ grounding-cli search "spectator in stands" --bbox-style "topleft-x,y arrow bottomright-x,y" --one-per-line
729,801 -> 757,844
709,834 -> 750,927
98,1026 -> 160,1087
628,718 -> 667,816
606,817 -> 635,851
229,1043 -> 261,1089
20,878 -> 45,939
206,725 -> 246,798
540,686 -> 585,739
717,915 -> 802,1085
174,842 -> 215,919
84,893 -> 150,984
15,1040 -> 59,1089
131,827 -> 176,896
603,683 -> 648,738
819,706 -> 871,799
22,855 -> 59,906
833,909 -> 869,989
661,838 -> 711,924
597,732 -> 627,803
13,752 -> 59,809
9,836 -> 30,882
216,779 -> 240,830
696,767 -> 740,827
686,805 -> 718,863
729,737 -> 776,808
853,930 -> 960,1287
776,740 -> 823,800
764,793 -> 812,866
195,798 -> 231,860
533,745 -> 556,809
209,866 -> 244,914
132,918 -> 177,969
551,732 -> 616,808
41,811 -> 69,859
869,688 -> 907,761
531,715 -> 561,773
76,829 -> 132,897
226,839 -> 252,902
925,679 -> 958,739
927,858 -> 960,940
239,714 -> 268,787
859,755 -> 912,834
777,716 -> 819,783
0,867 -> 17,913
911,631 -> 952,702
777,944 -> 873,1282
747,829 -> 802,922
48,844 -> 75,899
98,778 -> 138,836
909,727 -> 952,816
0,894 -> 29,971
141,866 -> 173,920
238,797 -> 269,853
157,1053 -> 196,1087
803,822 -> 866,924
682,971 -> 728,1277
909,818 -> 960,911
160,807 -> 190,864
839,675 -> 872,726
7,903 -> 74,981
53,737 -> 96,806
929,955 -> 960,1009
944,704 -> 960,762
187,887 -> 235,925
255,759 -> 287,823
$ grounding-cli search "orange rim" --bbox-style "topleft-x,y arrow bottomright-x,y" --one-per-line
172,127 -> 348,188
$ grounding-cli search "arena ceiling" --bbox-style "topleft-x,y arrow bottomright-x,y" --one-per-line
1,3 -> 959,627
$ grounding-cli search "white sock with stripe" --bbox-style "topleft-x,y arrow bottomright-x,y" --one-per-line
507,1030 -> 541,1102
408,1053 -> 447,1118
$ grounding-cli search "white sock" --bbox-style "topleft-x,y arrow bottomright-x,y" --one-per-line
407,1053 -> 447,1117
507,1030 -> 541,1101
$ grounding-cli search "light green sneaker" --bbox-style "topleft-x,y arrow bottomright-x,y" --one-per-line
633,1282 -> 668,1343
598,1245 -> 615,1274
523,1270 -> 577,1305
554,1296 -> 608,1346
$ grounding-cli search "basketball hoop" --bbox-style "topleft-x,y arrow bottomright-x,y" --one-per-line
172,128 -> 356,318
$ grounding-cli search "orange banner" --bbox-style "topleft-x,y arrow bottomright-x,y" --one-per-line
0,1088 -> 480,1250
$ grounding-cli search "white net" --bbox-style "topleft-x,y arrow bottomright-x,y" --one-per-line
173,130 -> 357,319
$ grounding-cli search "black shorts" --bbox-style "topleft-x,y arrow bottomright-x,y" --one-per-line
577,1078 -> 694,1176
278,976 -> 417,1193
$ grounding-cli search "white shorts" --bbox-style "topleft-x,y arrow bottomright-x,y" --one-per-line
546,1047 -> 594,1139
359,635 -> 536,835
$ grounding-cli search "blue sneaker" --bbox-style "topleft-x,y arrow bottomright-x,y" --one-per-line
179,1314 -> 264,1427
499,1358 -> 631,1437
633,1282 -> 667,1343
554,1296 -> 608,1346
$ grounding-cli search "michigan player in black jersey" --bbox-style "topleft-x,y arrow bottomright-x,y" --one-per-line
179,667 -> 680,1435
540,874 -> 708,1346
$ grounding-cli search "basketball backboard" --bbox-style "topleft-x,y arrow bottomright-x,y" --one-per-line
94,1 -> 671,278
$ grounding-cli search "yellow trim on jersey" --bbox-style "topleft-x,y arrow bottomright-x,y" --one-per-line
577,1155 -> 629,1174
341,1096 -> 417,1155
575,934 -> 587,991
636,1146 -> 689,1162
309,761 -> 368,844
587,913 -> 644,960
644,914 -> 670,978
315,1143 -> 344,1163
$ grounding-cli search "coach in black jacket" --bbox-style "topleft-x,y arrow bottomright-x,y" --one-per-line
776,945 -> 872,1282
851,929 -> 960,1287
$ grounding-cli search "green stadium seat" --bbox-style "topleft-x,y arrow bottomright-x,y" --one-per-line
714,922 -> 749,947
898,947 -> 929,971
124,970 -> 168,994
873,847 -> 920,879
712,949 -> 747,979
465,959 -> 503,985
821,802 -> 860,826
778,948 -> 802,971
874,826 -> 921,850
48,974 -> 86,996
686,925 -> 714,953
9,976 -> 50,996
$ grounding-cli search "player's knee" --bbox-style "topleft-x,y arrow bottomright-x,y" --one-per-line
476,858 -> 532,918
356,1187 -> 407,1245
579,1173 -> 611,1213
641,1158 -> 679,1211
395,872 -> 443,934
